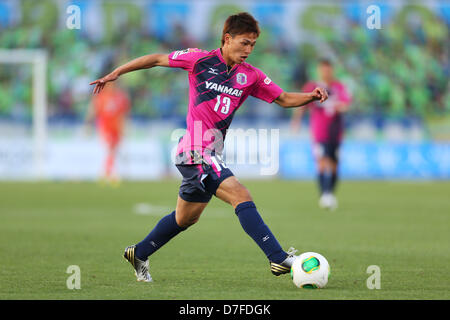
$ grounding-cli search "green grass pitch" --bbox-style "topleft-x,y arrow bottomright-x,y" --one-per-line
0,180 -> 449,300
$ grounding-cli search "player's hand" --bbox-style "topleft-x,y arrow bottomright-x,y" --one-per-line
311,87 -> 328,103
89,71 -> 119,94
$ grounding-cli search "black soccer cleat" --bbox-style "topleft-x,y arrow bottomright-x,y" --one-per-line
123,245 -> 153,282
270,247 -> 298,276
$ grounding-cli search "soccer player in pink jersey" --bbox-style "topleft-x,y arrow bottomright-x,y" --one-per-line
291,59 -> 352,210
90,13 -> 328,282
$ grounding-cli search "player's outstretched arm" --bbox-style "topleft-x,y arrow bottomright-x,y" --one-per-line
89,54 -> 169,94
274,87 -> 328,108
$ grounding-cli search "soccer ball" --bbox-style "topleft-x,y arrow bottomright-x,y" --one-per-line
290,252 -> 330,289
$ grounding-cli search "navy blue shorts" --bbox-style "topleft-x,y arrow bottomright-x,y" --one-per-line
313,142 -> 340,162
176,162 -> 234,203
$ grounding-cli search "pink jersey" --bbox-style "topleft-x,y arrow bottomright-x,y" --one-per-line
303,81 -> 351,144
168,48 -> 283,165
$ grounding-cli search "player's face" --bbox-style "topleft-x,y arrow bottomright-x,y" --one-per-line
319,64 -> 334,83
224,32 -> 258,65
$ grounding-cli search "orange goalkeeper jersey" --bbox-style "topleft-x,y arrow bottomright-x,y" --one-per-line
93,87 -> 130,134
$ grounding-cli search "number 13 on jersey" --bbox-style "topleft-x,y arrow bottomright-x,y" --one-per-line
214,95 -> 231,115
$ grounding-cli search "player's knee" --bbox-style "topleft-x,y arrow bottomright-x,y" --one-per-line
230,187 -> 253,209
215,177 -> 253,208
319,157 -> 333,171
176,210 -> 202,228
178,217 -> 198,228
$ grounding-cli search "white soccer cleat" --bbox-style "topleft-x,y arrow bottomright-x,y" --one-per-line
328,194 -> 338,210
319,193 -> 338,211
319,193 -> 330,209
123,245 -> 153,282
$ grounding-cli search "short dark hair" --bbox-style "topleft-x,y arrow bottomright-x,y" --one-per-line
221,12 -> 260,46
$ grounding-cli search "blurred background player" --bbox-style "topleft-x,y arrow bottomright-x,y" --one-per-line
86,81 -> 130,185
291,59 -> 351,210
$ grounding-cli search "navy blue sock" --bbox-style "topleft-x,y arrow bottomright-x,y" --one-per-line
135,211 -> 187,261
322,169 -> 333,194
318,173 -> 325,194
331,171 -> 338,192
235,201 -> 287,264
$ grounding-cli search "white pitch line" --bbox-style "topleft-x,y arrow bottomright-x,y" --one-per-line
132,203 -> 232,218
133,203 -> 171,216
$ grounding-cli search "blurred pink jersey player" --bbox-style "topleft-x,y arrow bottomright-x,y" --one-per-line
292,59 -> 352,210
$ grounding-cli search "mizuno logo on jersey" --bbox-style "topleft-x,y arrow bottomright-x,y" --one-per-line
208,68 -> 219,75
205,81 -> 243,97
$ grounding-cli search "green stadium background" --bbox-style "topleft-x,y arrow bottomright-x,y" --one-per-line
0,0 -> 449,180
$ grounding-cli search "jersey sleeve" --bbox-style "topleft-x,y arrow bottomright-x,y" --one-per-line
168,48 -> 209,72
250,68 -> 283,103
